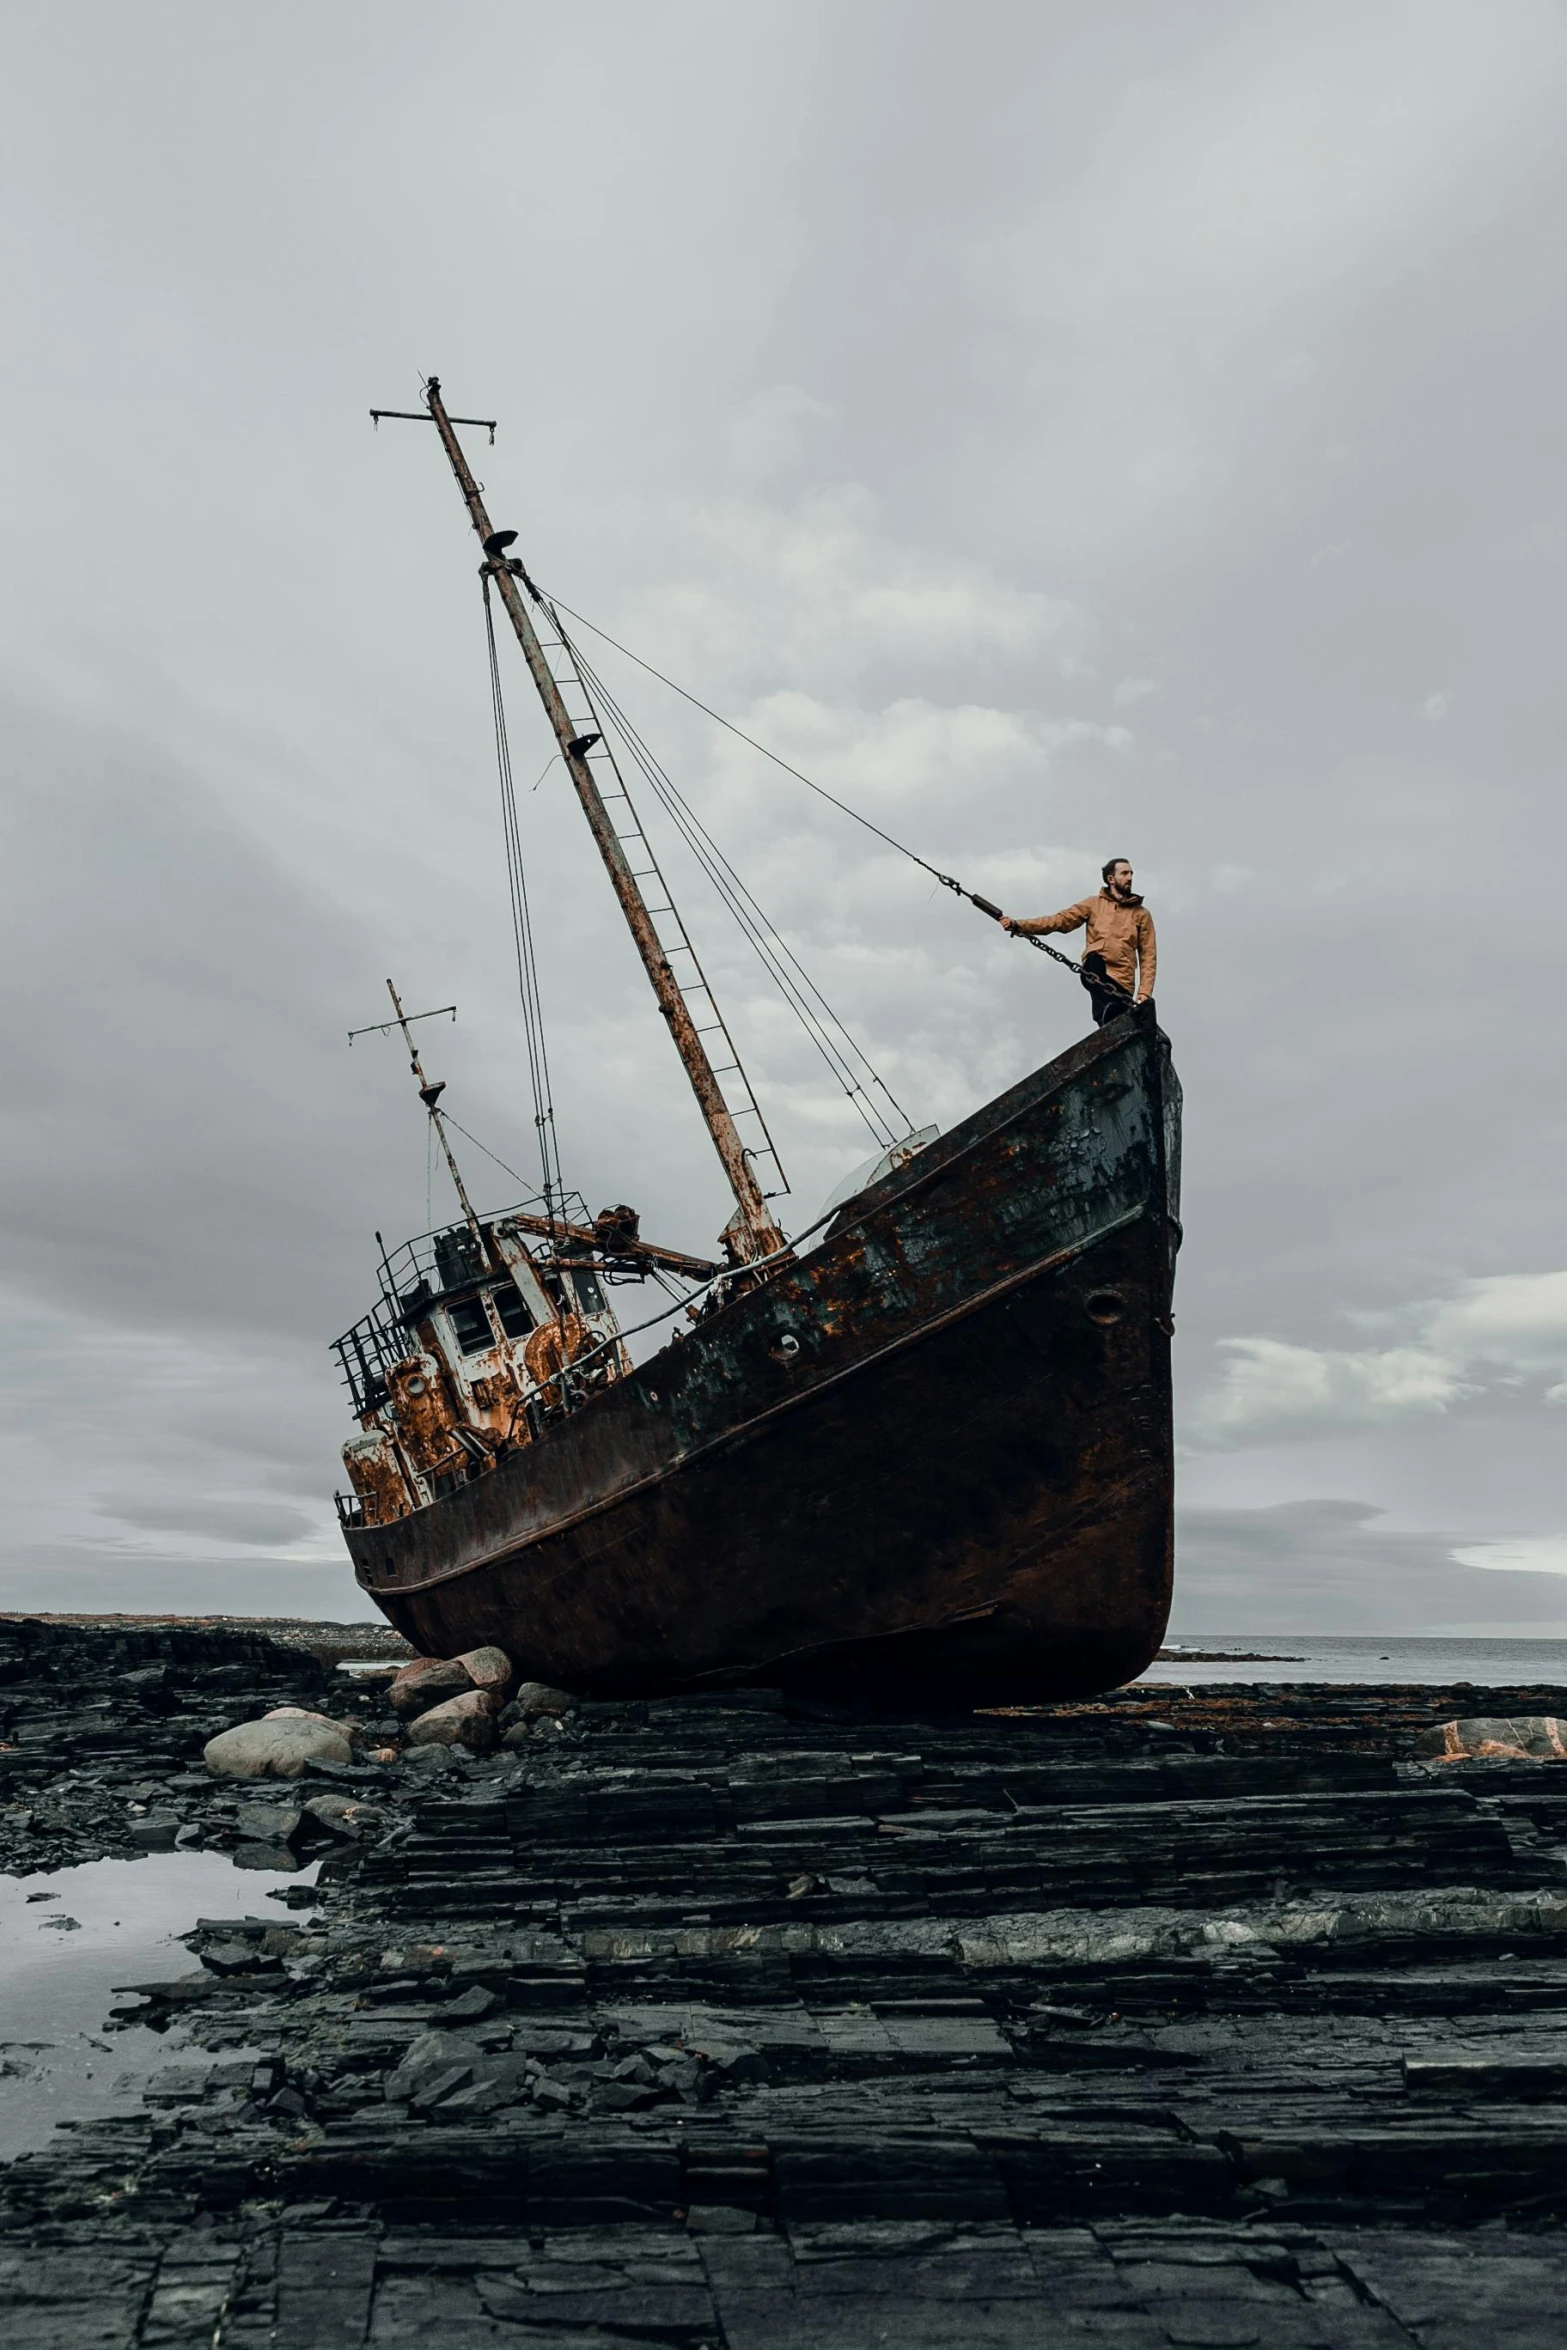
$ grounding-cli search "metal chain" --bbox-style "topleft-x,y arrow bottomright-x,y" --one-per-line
931,875 -> 1136,1006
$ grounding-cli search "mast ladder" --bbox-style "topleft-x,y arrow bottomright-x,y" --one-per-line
389,376 -> 788,1262
526,595 -> 789,1212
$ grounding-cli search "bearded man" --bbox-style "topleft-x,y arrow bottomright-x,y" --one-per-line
1001,857 -> 1156,1025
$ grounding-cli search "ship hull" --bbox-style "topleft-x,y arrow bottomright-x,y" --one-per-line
346,1006 -> 1181,1701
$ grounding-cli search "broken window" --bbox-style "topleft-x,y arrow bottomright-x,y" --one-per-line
447,1297 -> 494,1355
492,1282 -> 534,1340
570,1268 -> 606,1316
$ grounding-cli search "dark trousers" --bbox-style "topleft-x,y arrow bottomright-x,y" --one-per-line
1081,952 -> 1132,1026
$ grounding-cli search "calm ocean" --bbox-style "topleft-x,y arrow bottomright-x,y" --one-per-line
1137,1634 -> 1567,1687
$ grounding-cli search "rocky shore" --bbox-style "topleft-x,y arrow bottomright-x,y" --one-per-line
5,1617 -> 1567,2343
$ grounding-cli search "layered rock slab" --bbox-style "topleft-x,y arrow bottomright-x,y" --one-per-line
7,1634 -> 1567,2340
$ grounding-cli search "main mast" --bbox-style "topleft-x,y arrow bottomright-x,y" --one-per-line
417,378 -> 786,1264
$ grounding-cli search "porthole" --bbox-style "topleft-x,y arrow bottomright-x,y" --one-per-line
1084,1292 -> 1126,1327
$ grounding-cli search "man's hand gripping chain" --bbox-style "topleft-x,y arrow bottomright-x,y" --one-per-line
935,874 -> 1136,1009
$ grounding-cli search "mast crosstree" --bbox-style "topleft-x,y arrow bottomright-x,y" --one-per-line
386,377 -> 788,1265
381,979 -> 503,1275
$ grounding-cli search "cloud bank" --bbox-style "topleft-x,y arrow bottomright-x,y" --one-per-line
3,4 -> 1566,1626
1188,1271 -> 1567,1447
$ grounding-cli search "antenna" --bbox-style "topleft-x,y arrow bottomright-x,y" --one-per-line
360,980 -> 501,1271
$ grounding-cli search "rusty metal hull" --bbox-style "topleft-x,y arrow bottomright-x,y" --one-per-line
345,1007 -> 1181,1701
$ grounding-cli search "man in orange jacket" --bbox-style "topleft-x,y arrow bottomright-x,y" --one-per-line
1001,858 -> 1156,1024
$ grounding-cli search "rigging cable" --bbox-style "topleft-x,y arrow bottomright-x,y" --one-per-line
554,614 -> 914,1153
537,587 -> 1133,1004
443,1115 -> 582,1222
483,573 -> 568,1228
564,626 -> 909,1151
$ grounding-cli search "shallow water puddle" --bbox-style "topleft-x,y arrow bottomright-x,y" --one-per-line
0,1849 -> 311,2158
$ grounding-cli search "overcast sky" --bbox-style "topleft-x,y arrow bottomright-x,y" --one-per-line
2,1 -> 1565,1634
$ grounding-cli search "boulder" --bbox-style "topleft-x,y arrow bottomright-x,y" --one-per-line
386,2030 -> 457,2105
234,1802 -> 305,1847
204,1716 -> 354,1779
404,1689 -> 498,1754
264,1705 -> 361,1747
304,1793 -> 385,1840
200,1939 -> 276,1975
128,1812 -> 182,1852
1416,1715 -> 1567,1762
232,1841 -> 302,1871
389,1657 -> 474,1719
501,1680 -> 576,1726
454,1645 -> 517,1701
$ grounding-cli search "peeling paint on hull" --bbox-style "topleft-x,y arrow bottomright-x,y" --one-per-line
346,1007 -> 1181,1701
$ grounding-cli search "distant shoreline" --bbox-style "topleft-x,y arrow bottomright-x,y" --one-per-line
0,1611 -> 413,1668
6,1617 -> 1566,1687
1157,1647 -> 1305,1663
6,1618 -> 1308,1671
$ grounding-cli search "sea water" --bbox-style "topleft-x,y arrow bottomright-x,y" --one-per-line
1138,1633 -> 1567,1686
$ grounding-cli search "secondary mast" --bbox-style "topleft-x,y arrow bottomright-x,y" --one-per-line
413,377 -> 786,1265
381,979 -> 505,1275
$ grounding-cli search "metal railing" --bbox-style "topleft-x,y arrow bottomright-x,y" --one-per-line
330,1190 -> 594,1415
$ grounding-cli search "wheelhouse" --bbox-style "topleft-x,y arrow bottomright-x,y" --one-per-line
332,1200 -> 627,1529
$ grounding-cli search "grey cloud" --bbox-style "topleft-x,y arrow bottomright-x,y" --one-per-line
2,3 -> 1565,1625
92,1496 -> 318,1548
1174,1501 -> 1567,1637
1182,1271 -> 1567,1449
0,1544 -> 366,1624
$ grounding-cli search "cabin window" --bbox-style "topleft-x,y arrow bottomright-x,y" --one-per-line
571,1268 -> 606,1316
492,1282 -> 534,1340
447,1297 -> 494,1355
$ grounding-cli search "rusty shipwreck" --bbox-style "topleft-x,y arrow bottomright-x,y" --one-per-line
332,379 -> 1181,1700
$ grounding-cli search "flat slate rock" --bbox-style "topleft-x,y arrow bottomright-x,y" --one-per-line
6,1623 -> 1567,2340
